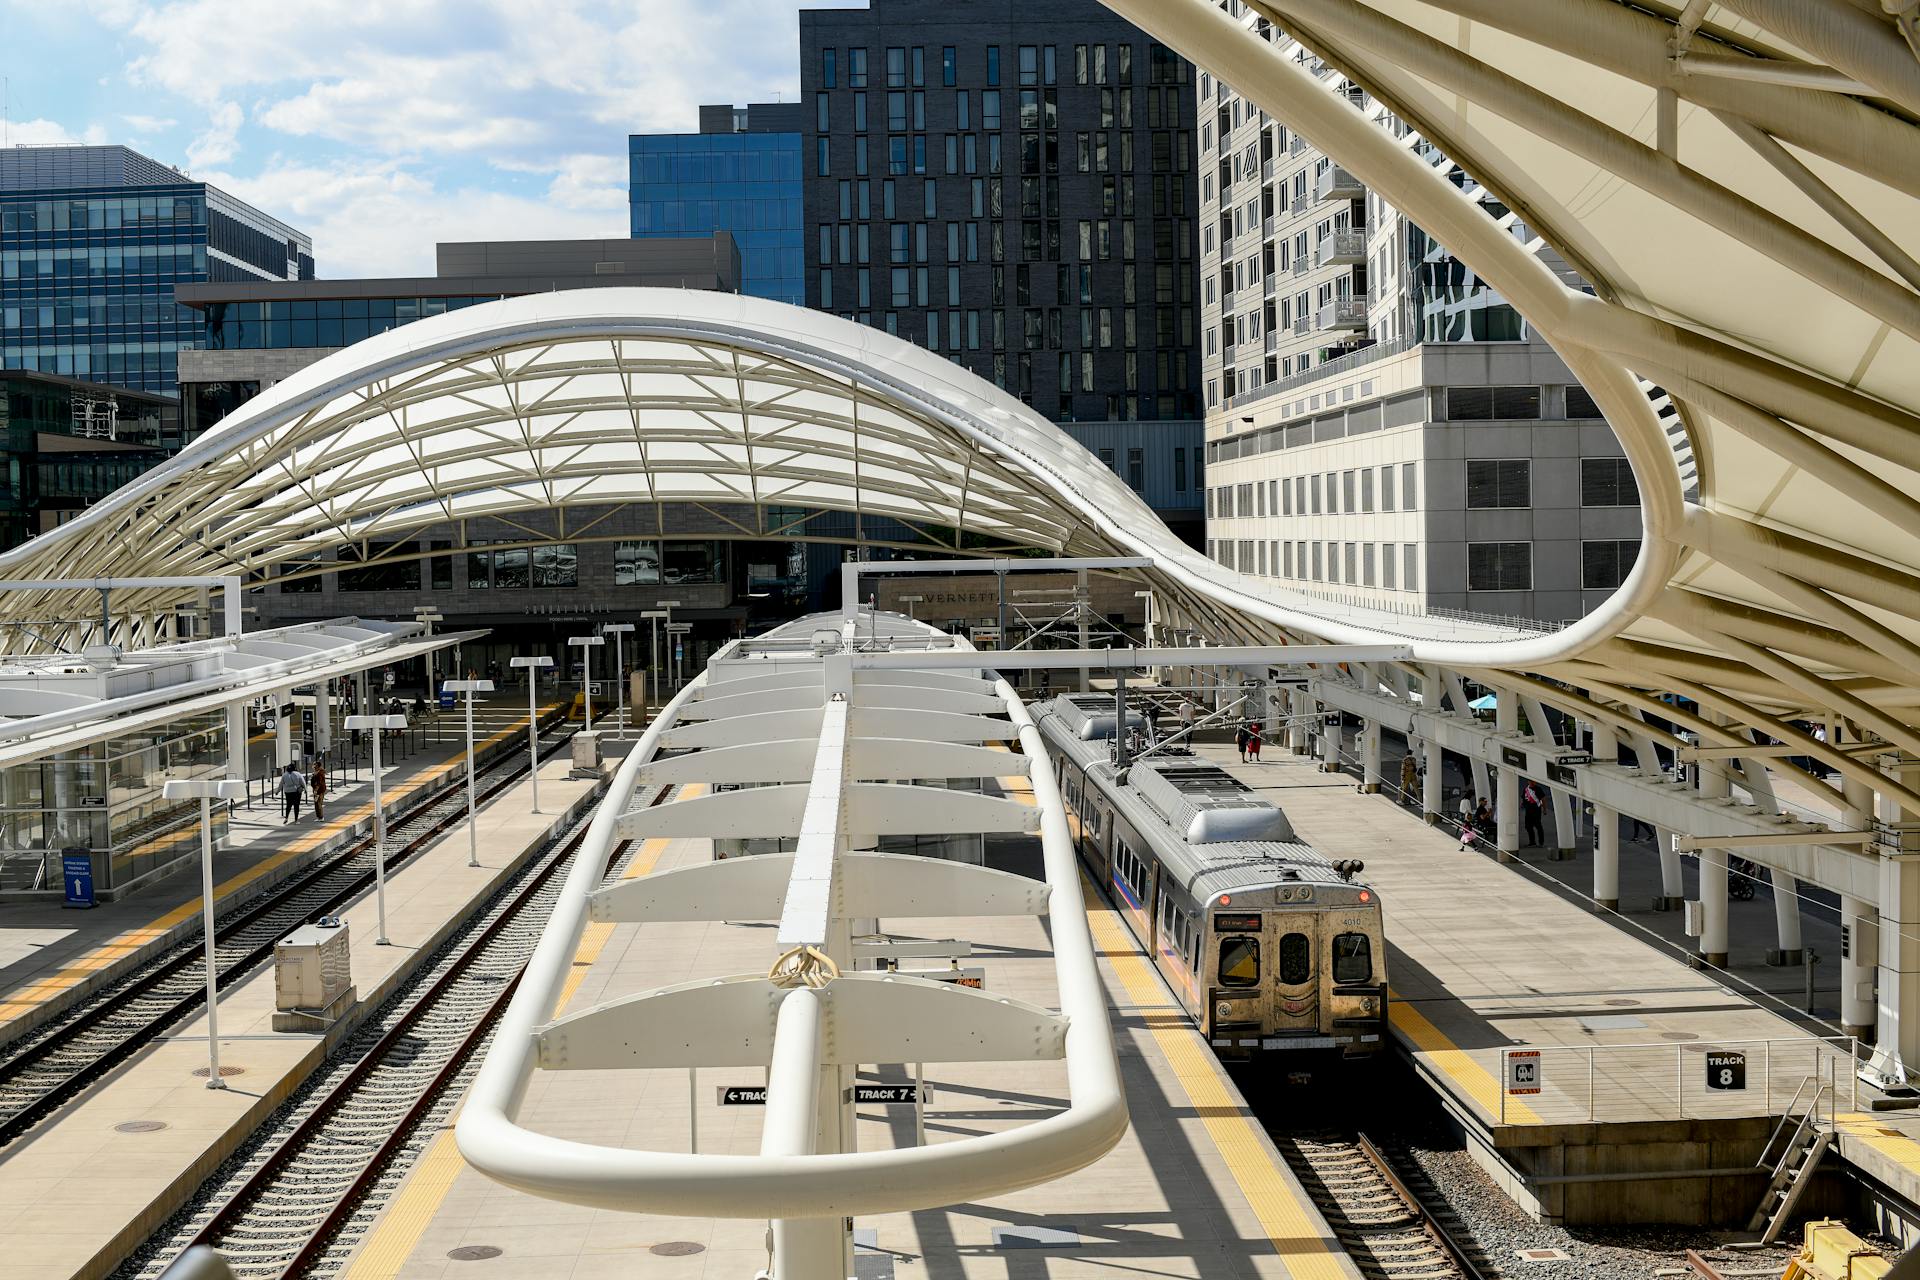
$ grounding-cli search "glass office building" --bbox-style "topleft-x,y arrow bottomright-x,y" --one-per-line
1,369 -> 176,549
630,104 -> 806,304
0,145 -> 313,398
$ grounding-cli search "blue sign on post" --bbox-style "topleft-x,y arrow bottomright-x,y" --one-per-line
438,689 -> 455,710
62,852 -> 95,909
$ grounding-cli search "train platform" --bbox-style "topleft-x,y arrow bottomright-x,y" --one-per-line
1194,741 -> 1877,1228
0,699 -> 560,1047
0,755 -> 605,1280
329,788 -> 1362,1280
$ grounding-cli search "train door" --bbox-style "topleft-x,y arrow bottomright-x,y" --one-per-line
1269,913 -> 1321,1036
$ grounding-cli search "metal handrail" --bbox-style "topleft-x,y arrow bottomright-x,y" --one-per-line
456,636 -> 1128,1220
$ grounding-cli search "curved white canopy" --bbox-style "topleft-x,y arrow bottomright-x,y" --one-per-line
4,0 -> 1920,808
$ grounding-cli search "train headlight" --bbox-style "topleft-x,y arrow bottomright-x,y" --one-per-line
1216,1002 -> 1232,1019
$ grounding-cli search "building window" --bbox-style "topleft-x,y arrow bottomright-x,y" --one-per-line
1379,464 -> 1395,512
1466,459 -> 1531,508
943,45 -> 957,85
1383,544 -> 1397,589
1127,447 -> 1145,491
822,48 -> 837,89
1445,385 -> 1542,420
1402,463 -> 1418,510
1581,457 -> 1640,507
1404,544 -> 1420,592
1582,539 -> 1640,589
1467,542 -> 1533,591
817,137 -> 831,176
1565,385 -> 1604,418
850,47 -> 868,87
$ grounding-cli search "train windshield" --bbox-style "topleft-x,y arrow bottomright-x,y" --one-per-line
1279,932 -> 1310,984
1332,933 -> 1373,984
1219,936 -> 1260,987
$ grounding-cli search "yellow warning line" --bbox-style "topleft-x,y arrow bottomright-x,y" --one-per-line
340,781 -> 697,1280
1082,873 -> 1352,1280
0,709 -> 550,1030
1388,992 -> 1542,1125
1834,1112 -> 1920,1175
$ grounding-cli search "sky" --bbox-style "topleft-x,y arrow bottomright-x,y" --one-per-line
0,0 -> 858,277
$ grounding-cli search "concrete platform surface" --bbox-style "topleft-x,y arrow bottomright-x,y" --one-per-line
0,699 -> 558,1046
0,757 -> 602,1280
334,780 -> 1362,1280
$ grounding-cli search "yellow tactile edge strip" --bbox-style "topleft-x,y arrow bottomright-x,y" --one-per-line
0,709 -> 551,1029
1080,869 -> 1354,1278
338,784 -> 697,1280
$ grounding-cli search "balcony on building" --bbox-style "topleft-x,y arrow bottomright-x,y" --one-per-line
1315,229 -> 1366,268
1316,293 -> 1370,331
1292,255 -> 1312,278
1315,164 -> 1363,202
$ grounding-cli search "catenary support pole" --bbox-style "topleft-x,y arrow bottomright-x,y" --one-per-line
1592,723 -> 1620,910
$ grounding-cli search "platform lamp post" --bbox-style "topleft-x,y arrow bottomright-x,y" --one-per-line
657,600 -> 683,691
641,609 -> 670,713
441,679 -> 494,867
162,777 -> 247,1089
901,594 -> 923,621
342,713 -> 409,945
567,635 -> 605,732
666,621 -> 693,693
412,606 -> 444,699
509,655 -> 554,813
603,623 -> 635,737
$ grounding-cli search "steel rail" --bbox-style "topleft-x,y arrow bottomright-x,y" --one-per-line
0,715 -> 571,1149
191,791 -> 655,1279
1355,1132 -> 1491,1280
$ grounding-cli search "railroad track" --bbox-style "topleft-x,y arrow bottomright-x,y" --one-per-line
0,716 -> 575,1150
1271,1128 -> 1494,1280
123,785 -> 666,1280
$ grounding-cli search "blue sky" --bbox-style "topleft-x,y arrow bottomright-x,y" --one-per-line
0,0 -> 856,276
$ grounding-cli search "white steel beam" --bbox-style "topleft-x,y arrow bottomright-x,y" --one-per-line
852,643 -> 1412,672
614,784 -> 1040,842
537,972 -> 1067,1071
591,852 -> 1050,923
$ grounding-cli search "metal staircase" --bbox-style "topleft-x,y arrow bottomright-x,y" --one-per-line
1748,1076 -> 1833,1245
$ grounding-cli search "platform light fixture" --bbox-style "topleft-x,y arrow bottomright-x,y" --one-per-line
441,680 -> 494,867
161,777 -> 246,1088
509,655 -> 555,812
602,623 -> 636,738
567,635 -> 605,731
342,713 -> 409,945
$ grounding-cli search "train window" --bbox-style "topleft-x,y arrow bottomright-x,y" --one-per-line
1279,932 -> 1311,984
1218,936 -> 1260,987
1332,933 -> 1373,984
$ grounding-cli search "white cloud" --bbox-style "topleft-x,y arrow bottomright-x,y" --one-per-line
185,101 -> 243,169
7,117 -> 110,146
204,159 -> 627,278
121,113 -> 179,133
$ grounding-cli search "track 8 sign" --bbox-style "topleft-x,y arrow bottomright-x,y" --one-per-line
1505,1050 -> 1542,1095
1706,1050 -> 1747,1091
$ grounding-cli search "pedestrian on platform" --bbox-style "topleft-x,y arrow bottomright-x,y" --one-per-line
1235,722 -> 1251,762
1400,751 -> 1419,802
310,759 -> 327,822
279,763 -> 307,824
1248,724 -> 1263,762
1179,698 -> 1196,733
1522,782 -> 1545,846
1474,797 -> 1494,842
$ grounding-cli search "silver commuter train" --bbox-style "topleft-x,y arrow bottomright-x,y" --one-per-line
1034,694 -> 1389,1061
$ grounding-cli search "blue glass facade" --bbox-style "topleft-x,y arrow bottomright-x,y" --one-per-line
1,147 -> 312,398
195,294 -> 509,351
630,131 -> 804,304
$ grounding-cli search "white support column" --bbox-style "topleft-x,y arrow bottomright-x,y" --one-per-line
1658,829 -> 1686,908
1697,752 -> 1731,968
1868,758 -> 1920,1091
1360,718 -> 1382,794
315,679 -> 333,754
1291,687 -> 1311,756
1319,704 -> 1340,773
1264,683 -> 1288,751
226,702 -> 247,785
1842,766 -> 1878,1040
1422,735 -> 1443,826
1495,689 -> 1519,864
1592,723 -> 1620,911
1521,694 -> 1576,859
275,708 -> 292,768
1770,869 -> 1804,965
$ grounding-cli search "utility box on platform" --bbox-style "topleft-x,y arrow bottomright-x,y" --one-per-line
273,919 -> 355,1032
571,730 -> 603,778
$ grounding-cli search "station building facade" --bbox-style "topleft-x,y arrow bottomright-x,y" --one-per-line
0,369 -> 178,549
1193,23 -> 1642,624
